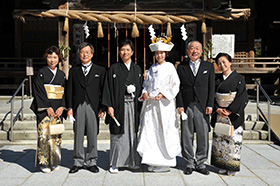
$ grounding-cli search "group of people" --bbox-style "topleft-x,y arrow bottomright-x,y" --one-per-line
30,38 -> 248,177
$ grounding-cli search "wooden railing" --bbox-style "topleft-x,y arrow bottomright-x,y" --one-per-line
213,57 -> 280,94
231,57 -> 280,73
0,57 -> 43,95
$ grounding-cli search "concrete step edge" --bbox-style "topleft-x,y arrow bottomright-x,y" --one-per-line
0,139 -> 272,146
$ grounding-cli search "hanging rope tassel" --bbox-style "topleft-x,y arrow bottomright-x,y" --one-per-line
201,19 -> 207,34
166,22 -> 172,37
97,22 -> 104,38
63,17 -> 69,32
131,22 -> 139,38
63,2 -> 69,32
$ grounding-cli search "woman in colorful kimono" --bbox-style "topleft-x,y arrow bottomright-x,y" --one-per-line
30,46 -> 66,173
210,52 -> 248,176
137,36 -> 181,172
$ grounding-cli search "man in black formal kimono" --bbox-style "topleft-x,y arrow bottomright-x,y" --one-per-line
67,42 -> 106,173
176,41 -> 215,175
102,39 -> 143,174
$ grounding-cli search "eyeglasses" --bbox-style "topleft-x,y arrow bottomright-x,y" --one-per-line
188,47 -> 202,51
80,51 -> 92,55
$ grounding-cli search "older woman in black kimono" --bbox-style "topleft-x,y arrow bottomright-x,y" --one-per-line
30,46 -> 66,173
210,53 -> 248,176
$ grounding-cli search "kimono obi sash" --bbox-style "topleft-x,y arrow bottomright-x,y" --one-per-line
215,91 -> 237,108
44,84 -> 64,99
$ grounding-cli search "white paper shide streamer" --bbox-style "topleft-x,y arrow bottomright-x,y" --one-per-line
114,22 -> 117,38
83,21 -> 90,38
180,24 -> 188,41
148,24 -> 156,41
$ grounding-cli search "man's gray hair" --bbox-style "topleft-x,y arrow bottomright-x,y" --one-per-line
187,40 -> 203,50
78,42 -> 94,54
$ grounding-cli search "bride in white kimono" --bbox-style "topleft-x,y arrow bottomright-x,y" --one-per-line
137,37 -> 181,172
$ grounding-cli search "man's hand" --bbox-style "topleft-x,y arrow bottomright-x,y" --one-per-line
98,109 -> 105,118
67,109 -> 73,118
108,107 -> 114,118
206,107 -> 213,115
178,107 -> 185,115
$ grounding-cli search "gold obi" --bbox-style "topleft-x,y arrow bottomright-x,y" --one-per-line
44,84 -> 64,99
215,91 -> 237,108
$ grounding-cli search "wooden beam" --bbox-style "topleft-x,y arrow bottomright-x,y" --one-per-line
108,22 -> 111,68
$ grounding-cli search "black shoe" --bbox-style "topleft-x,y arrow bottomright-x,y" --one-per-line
196,168 -> 209,175
87,165 -> 99,173
183,167 -> 193,175
69,166 -> 81,173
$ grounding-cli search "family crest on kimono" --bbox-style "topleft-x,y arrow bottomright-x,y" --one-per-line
67,42 -> 106,174
210,52 -> 248,176
102,39 -> 143,174
30,46 -> 66,173
137,36 -> 181,172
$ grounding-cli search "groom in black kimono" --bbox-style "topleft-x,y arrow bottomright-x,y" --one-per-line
102,39 -> 143,173
176,40 -> 215,175
67,42 -> 106,173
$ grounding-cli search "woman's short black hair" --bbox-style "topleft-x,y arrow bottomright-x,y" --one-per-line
215,52 -> 232,64
119,39 -> 135,51
43,45 -> 62,63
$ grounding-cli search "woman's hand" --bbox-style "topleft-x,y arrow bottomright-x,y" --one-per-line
225,109 -> 232,115
216,108 -> 230,118
47,107 -> 55,118
55,107 -> 64,117
143,92 -> 149,101
152,93 -> 164,101
108,107 -> 114,118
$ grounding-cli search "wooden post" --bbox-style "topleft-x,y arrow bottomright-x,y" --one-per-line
108,22 -> 111,68
117,23 -> 119,62
249,50 -> 255,67
126,24 -> 128,39
202,32 -> 207,61
58,18 -> 69,79
143,24 -> 146,74
248,17 -> 255,67
202,21 -> 207,61
135,37 -> 137,64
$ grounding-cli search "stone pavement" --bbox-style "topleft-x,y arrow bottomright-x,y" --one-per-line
1,140 -> 280,186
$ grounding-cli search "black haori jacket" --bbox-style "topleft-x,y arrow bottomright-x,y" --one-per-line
102,61 -> 143,134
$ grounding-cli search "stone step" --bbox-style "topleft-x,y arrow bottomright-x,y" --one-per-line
0,129 -> 110,141
244,120 -> 265,130
0,112 -> 37,121
243,130 -> 268,140
2,120 -> 109,131
0,111 -> 269,141
0,128 -> 269,141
